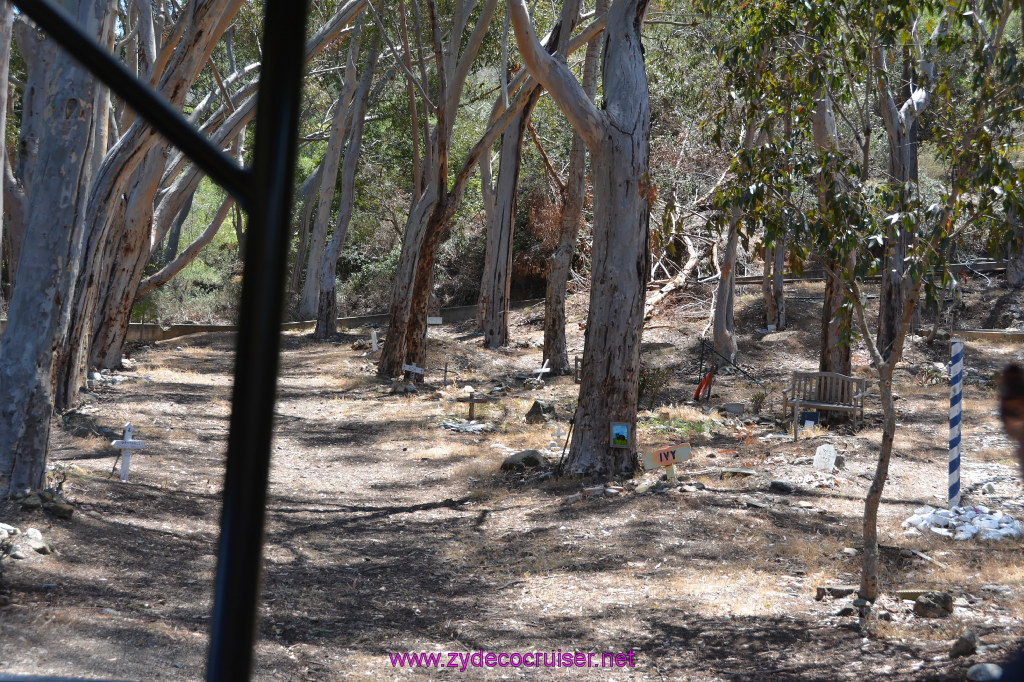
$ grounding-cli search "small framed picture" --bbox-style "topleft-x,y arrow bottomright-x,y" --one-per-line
610,422 -> 630,449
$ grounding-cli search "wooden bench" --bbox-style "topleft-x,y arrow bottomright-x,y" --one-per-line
782,371 -> 868,441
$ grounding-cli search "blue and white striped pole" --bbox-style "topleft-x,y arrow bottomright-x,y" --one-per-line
949,339 -> 964,508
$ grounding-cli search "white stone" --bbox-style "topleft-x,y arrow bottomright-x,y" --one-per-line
0,522 -> 16,533
930,526 -> 953,537
813,445 -> 838,472
24,528 -> 42,541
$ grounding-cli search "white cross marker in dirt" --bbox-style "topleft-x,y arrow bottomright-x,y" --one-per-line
551,424 -> 567,444
532,359 -> 551,379
110,422 -> 144,482
402,362 -> 425,376
370,330 -> 379,352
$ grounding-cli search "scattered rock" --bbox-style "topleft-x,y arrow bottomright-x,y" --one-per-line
982,482 -> 997,495
720,468 -> 756,479
877,611 -> 893,622
966,663 -> 1003,681
902,505 -> 1022,541
815,585 -> 858,601
9,549 -> 26,560
896,588 -> 930,600
24,528 -> 42,542
20,493 -> 42,511
635,481 -> 653,494
722,402 -> 744,415
27,539 -> 52,555
852,598 -> 870,607
913,592 -> 953,618
501,449 -> 548,472
842,547 -> 859,557
525,400 -> 555,424
523,377 -> 544,390
814,444 -> 838,472
0,522 -> 16,534
43,503 -> 74,520
835,605 -> 857,617
768,481 -> 794,494
834,454 -> 846,469
951,631 -> 979,659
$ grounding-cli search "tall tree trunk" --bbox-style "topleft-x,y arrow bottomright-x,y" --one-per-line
477,102 -> 536,348
0,2 -> 12,307
510,0 -> 650,477
314,40 -> 378,339
0,0 -> 111,495
813,92 -> 850,374
712,218 -> 738,367
52,0 -> 248,409
299,29 -> 362,320
289,161 -> 325,305
820,266 -> 851,374
378,0 -> 499,380
761,244 -> 785,329
1009,204 -> 1024,288
162,188 -> 195,263
542,0 -> 600,375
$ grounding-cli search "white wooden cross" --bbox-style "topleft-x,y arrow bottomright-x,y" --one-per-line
370,330 -> 379,352
402,362 -> 425,376
550,424 -> 567,450
110,422 -> 144,482
532,358 -> 551,379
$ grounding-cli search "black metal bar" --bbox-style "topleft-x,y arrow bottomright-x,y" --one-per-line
11,0 -> 253,209
206,0 -> 309,679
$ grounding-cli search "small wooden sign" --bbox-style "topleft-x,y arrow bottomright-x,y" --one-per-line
642,443 -> 691,471
610,422 -> 630,448
427,316 -> 443,325
402,362 -> 425,376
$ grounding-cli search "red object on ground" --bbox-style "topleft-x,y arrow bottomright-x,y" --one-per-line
694,372 -> 712,401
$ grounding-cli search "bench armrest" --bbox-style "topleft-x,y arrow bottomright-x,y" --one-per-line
781,387 -> 793,395
852,391 -> 868,400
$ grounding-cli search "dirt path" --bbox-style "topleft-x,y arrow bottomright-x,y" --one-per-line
2,284 -> 1024,681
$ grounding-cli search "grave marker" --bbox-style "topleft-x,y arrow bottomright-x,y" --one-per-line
456,393 -> 488,420
110,422 -> 144,482
814,444 -> 838,472
573,356 -> 582,383
371,330 -> 379,352
426,316 -> 442,338
533,358 -> 551,379
402,362 -> 425,377
642,443 -> 691,481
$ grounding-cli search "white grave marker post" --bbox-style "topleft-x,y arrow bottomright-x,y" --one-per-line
533,359 -> 551,379
371,330 -> 379,352
110,422 -> 145,482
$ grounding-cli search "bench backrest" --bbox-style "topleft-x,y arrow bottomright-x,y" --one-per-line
791,371 -> 865,405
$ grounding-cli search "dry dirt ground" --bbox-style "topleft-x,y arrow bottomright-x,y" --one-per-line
2,276 -> 1024,681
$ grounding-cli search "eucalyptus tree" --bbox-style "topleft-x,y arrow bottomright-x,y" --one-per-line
542,0 -> 603,375
376,0 -> 501,379
52,0 -> 368,412
313,37 -> 380,338
509,0 -> 651,476
0,0 -> 116,495
872,0 -> 952,360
